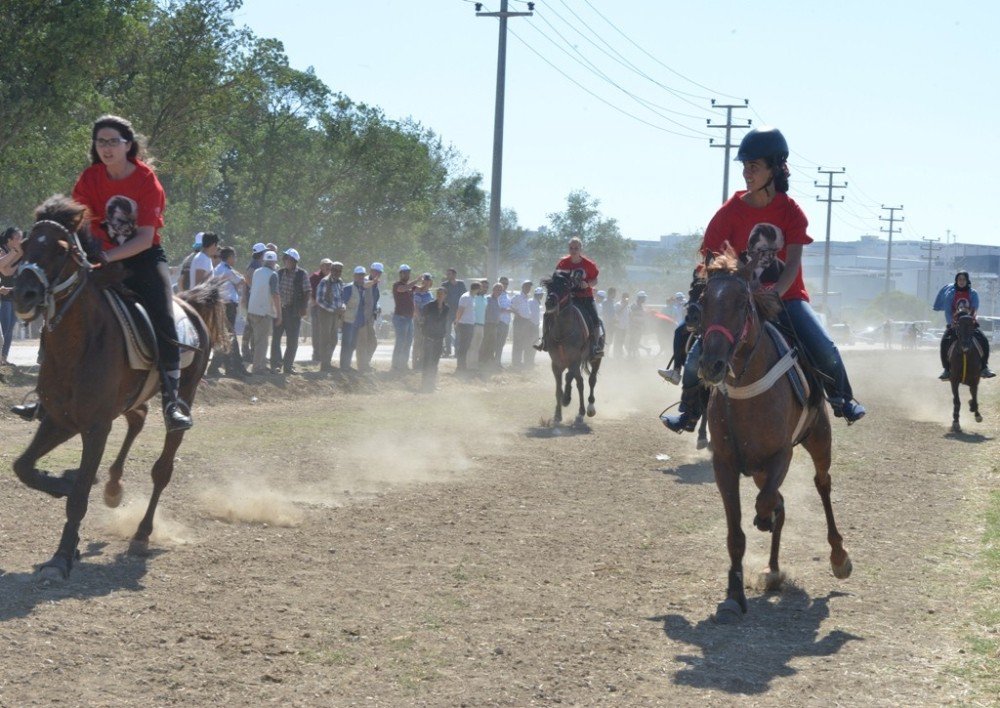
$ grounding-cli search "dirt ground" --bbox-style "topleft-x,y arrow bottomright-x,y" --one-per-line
0,347 -> 996,707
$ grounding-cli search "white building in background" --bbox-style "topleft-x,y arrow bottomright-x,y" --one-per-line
626,233 -> 1000,321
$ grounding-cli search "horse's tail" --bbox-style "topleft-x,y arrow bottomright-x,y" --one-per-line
177,280 -> 229,352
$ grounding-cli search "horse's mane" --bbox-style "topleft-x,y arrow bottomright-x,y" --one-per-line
33,194 -> 124,288
702,245 -> 782,322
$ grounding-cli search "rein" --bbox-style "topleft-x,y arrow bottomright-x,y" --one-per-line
19,219 -> 95,331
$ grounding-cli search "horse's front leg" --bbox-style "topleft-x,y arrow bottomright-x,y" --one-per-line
552,363 -> 564,424
562,369 -> 574,407
130,427 -> 185,555
951,379 -> 962,432
574,369 -> 585,423
38,422 -> 112,581
714,466 -> 747,622
13,417 -> 78,498
586,358 -> 600,417
104,405 -> 148,508
970,381 -> 982,423
697,388 -> 710,450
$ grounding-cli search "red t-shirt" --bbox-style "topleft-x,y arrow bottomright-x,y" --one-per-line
701,191 -> 813,302
556,255 -> 599,298
72,159 -> 165,252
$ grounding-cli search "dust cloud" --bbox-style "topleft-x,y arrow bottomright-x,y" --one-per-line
198,478 -> 305,527
96,502 -> 192,546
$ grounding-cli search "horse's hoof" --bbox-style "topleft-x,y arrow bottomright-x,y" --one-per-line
832,554 -> 853,579
128,539 -> 150,557
759,569 -> 786,592
714,598 -> 744,624
37,565 -> 67,584
696,437 -> 709,450
975,412 -> 983,423
951,422 -> 961,433
586,404 -> 596,417
574,415 -> 584,427
103,482 -> 123,508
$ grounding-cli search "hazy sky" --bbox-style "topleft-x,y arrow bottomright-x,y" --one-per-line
235,1 -> 999,246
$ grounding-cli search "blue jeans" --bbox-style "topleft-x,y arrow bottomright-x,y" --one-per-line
0,300 -> 14,360
680,299 -> 854,403
392,314 -> 414,370
340,319 -> 360,369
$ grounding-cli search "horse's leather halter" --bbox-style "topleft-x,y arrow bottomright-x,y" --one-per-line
18,219 -> 95,331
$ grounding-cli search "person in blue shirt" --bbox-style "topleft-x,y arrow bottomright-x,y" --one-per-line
932,271 -> 995,379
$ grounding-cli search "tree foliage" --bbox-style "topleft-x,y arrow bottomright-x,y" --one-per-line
0,0 -> 631,276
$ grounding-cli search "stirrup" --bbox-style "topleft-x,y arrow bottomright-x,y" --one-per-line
163,399 -> 193,432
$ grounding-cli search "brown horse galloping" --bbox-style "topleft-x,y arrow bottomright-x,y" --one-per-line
542,272 -> 601,426
697,249 -> 851,623
11,195 -> 227,580
949,311 -> 983,433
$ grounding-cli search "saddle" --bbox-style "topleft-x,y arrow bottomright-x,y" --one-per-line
103,290 -> 200,411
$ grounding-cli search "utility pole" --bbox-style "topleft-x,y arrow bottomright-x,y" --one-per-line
707,99 -> 750,204
879,205 -> 904,297
920,236 -> 942,302
476,0 -> 533,283
815,167 -> 847,311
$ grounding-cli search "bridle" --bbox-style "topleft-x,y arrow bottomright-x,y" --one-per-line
701,274 -> 760,380
17,219 -> 95,331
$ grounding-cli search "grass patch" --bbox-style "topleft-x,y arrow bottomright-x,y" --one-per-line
953,489 -> 1000,698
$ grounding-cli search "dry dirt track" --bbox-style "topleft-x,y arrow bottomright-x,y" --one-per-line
0,348 -> 996,707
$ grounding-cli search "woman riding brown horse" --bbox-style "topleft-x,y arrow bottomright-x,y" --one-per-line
11,195 -> 226,580
542,272 -> 601,426
697,248 -> 852,622
948,310 -> 983,433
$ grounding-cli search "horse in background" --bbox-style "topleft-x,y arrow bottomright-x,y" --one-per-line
11,195 -> 227,580
948,311 -> 983,433
542,272 -> 602,426
696,248 -> 851,623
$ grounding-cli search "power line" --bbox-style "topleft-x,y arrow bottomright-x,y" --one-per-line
524,12 -> 713,132
578,0 -> 744,101
543,0 -> 717,111
505,26 -> 708,139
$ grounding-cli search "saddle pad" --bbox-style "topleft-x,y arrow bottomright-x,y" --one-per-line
103,291 -> 199,371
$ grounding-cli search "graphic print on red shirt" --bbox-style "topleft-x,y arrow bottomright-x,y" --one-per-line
702,191 -> 813,302
72,160 -> 165,251
555,255 -> 599,298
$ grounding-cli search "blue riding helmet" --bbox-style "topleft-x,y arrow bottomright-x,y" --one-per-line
735,127 -> 789,164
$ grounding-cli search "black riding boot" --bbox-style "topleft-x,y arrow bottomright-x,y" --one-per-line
534,313 -> 551,352
661,385 -> 702,433
161,374 -> 193,432
11,401 -> 40,421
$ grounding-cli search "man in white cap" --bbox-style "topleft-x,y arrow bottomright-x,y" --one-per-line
526,286 -> 545,367
177,231 -> 203,292
247,250 -> 282,375
627,290 -> 647,358
340,265 -> 370,371
189,232 -> 219,288
241,242 -> 269,363
271,247 -> 311,374
314,261 -> 345,372
510,279 -> 534,368
391,264 -> 431,372
355,262 -> 383,372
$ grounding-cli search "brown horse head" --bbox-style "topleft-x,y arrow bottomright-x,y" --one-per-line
13,195 -> 108,322
543,272 -> 574,315
697,245 -> 781,385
